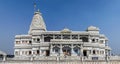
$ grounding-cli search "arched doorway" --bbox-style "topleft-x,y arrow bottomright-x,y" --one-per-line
62,46 -> 71,56
53,46 -> 60,56
53,47 -> 60,53
74,47 -> 80,56
46,50 -> 50,56
83,50 -> 87,56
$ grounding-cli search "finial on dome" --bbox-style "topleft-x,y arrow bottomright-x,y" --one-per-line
64,26 -> 68,29
34,9 -> 41,15
34,1 -> 37,13
38,9 -> 40,12
33,0 -> 41,15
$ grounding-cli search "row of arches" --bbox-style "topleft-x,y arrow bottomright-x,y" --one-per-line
52,46 -> 80,56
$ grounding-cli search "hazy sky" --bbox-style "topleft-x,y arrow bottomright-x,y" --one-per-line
0,0 -> 120,54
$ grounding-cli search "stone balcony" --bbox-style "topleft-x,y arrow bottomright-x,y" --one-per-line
50,39 -> 83,44
83,43 -> 105,48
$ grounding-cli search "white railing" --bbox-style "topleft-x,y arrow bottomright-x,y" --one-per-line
4,56 -> 120,61
59,56 -> 81,60
1,61 -> 120,64
34,56 -> 56,60
109,56 -> 120,61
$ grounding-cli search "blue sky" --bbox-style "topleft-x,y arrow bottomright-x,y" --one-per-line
0,0 -> 120,54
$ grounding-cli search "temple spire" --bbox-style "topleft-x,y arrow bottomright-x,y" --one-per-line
28,1 -> 47,34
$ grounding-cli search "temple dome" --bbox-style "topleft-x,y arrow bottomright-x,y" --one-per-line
61,28 -> 71,33
87,26 -> 99,31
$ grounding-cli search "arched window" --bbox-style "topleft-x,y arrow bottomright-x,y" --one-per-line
93,50 -> 96,54
63,35 -> 70,39
15,51 -> 19,55
92,39 -> 95,42
81,37 -> 88,42
72,35 -> 78,39
29,51 -> 31,55
44,37 -> 52,42
74,47 -> 80,54
37,50 -> 39,54
83,50 -> 87,56
37,38 -> 40,42
55,35 -> 61,39
29,41 -> 32,44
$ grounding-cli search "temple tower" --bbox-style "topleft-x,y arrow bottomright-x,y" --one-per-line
28,10 -> 47,34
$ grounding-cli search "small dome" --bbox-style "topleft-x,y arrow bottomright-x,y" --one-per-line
0,51 -> 7,55
61,28 -> 71,33
87,26 -> 99,31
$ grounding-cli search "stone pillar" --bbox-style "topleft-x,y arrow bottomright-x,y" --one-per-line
79,35 -> 80,40
88,35 -> 91,42
108,50 -> 111,61
50,45 -> 53,56
41,35 -> 44,42
53,35 -> 55,39
105,49 -> 109,62
3,55 -> 6,61
30,56 -> 33,61
39,48 -> 41,56
78,34 -> 79,40
70,35 -> 72,39
71,44 -> 75,56
80,45 -> 83,61
30,50 -> 33,61
31,50 -> 34,61
87,50 -> 89,58
61,35 -> 63,40
109,50 -> 111,56
32,47 -> 38,58
60,44 -> 63,56
91,50 -> 93,55
78,48 -> 80,56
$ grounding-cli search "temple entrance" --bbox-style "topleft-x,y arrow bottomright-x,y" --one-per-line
53,47 -> 60,53
74,47 -> 80,56
46,50 -> 50,56
63,47 -> 71,56
83,50 -> 87,56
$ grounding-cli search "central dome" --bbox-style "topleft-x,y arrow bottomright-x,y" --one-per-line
61,28 -> 71,33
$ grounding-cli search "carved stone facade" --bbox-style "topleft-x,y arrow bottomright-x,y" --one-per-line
14,10 -> 111,60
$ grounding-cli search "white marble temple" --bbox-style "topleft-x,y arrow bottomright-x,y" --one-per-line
14,9 -> 111,61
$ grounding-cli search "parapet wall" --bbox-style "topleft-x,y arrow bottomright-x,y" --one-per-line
0,61 -> 120,64
0,56 -> 120,64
